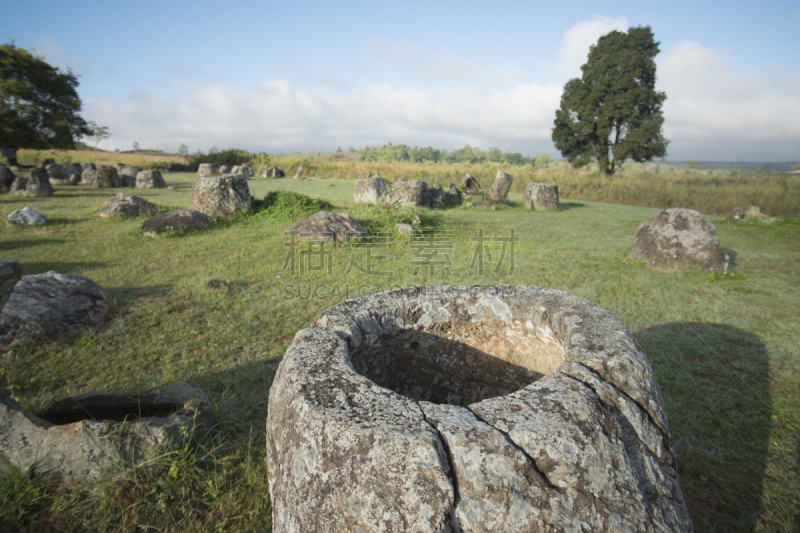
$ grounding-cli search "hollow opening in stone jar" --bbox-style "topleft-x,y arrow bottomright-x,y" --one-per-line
349,310 -> 567,407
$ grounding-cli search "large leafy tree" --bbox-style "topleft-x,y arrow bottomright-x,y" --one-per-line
552,26 -> 668,177
0,42 -> 91,158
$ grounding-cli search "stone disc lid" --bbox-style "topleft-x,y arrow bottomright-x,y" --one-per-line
267,285 -> 692,532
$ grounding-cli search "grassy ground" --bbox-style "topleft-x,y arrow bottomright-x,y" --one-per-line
0,172 -> 798,531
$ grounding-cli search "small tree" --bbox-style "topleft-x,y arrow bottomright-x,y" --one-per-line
0,42 -> 91,157
552,26 -> 668,178
89,122 -> 110,151
177,143 -> 189,156
535,152 -> 551,169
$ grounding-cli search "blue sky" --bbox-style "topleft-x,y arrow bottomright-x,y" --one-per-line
4,0 -> 800,161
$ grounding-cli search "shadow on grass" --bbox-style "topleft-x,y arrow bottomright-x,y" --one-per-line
194,357 -> 283,441
635,323 -> 770,532
105,284 -> 175,305
53,190 -> 131,197
721,247 -> 738,269
559,201 -> 586,210
20,261 -> 107,275
0,239 -> 67,251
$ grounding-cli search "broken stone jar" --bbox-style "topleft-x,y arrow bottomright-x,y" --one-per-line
0,383 -> 213,479
266,285 -> 693,533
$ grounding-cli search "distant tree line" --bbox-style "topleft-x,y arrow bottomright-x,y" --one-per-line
359,142 -> 551,167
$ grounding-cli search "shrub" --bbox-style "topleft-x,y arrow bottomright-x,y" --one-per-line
250,191 -> 332,222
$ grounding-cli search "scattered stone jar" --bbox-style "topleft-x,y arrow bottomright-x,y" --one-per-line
266,285 -> 692,533
353,175 -> 387,204
524,182 -> 560,210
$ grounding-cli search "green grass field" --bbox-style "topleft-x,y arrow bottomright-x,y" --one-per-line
1,172 -> 798,531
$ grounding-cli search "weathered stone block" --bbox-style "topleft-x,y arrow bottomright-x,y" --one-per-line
486,170 -> 513,202
524,182 -> 559,210
191,174 -> 251,216
353,175 -> 386,204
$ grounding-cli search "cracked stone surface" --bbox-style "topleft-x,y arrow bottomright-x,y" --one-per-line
0,271 -> 111,345
266,285 -> 693,532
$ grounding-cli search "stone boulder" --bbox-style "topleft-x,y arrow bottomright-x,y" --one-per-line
284,211 -> 368,245
462,173 -> 481,194
446,183 -> 461,204
191,174 -> 252,216
426,183 -> 446,208
727,205 -> 764,222
95,165 -> 121,188
140,209 -> 210,238
198,163 -> 219,176
219,165 -> 232,174
486,170 -> 513,202
264,166 -> 285,178
294,166 -> 304,180
0,259 -> 22,310
0,271 -> 110,345
44,163 -> 65,184
80,163 -> 97,185
267,285 -> 692,532
118,166 -> 142,187
628,208 -> 729,274
524,182 -> 560,210
353,175 -> 387,204
231,165 -> 253,178
0,166 -> 15,193
42,158 -> 56,166
24,167 -> 54,197
7,207 -> 46,227
9,176 -> 29,196
0,383 -> 213,479
49,163 -> 82,185
99,194 -> 159,219
382,178 -> 429,207
135,169 -> 166,189
65,162 -> 83,183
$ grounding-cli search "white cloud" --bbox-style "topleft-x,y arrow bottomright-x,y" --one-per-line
85,80 -> 562,154
659,41 -> 800,161
555,15 -> 628,80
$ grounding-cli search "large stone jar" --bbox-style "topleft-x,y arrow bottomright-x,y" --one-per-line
266,285 -> 692,532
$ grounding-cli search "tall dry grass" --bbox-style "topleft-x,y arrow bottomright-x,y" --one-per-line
16,149 -> 189,170
269,158 -> 800,218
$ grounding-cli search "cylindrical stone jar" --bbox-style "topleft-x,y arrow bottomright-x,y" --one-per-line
266,285 -> 692,532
